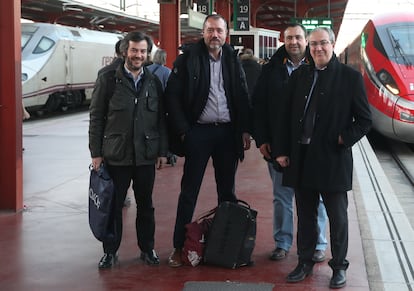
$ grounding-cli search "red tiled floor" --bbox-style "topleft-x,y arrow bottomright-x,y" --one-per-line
0,147 -> 369,291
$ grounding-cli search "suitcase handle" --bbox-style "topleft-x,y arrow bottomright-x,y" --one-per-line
236,199 -> 251,209
195,207 -> 217,223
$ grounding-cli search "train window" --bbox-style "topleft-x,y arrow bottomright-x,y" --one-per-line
33,36 -> 55,54
373,29 -> 387,58
21,25 -> 38,51
389,27 -> 414,56
21,33 -> 33,51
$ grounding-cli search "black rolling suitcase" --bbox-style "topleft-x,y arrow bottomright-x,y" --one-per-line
204,200 -> 257,268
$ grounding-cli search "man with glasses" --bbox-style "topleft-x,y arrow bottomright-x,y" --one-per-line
252,23 -> 328,264
273,27 -> 372,288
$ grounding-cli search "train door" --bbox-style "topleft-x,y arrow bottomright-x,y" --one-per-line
38,39 -> 71,113
64,39 -> 73,87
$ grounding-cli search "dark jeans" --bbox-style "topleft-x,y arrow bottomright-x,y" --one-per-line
173,123 -> 238,248
104,164 -> 156,254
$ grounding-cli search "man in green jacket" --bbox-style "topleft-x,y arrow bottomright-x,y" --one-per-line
89,31 -> 168,269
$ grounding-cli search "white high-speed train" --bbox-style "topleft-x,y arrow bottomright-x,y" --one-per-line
21,23 -> 123,113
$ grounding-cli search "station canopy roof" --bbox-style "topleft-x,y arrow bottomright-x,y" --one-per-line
21,0 -> 348,43
21,0 -> 164,41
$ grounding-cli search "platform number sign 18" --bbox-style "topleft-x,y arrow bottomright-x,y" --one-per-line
197,0 -> 210,15
234,0 -> 250,31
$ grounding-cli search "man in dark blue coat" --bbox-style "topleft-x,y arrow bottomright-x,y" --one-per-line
165,14 -> 252,267
274,27 -> 372,288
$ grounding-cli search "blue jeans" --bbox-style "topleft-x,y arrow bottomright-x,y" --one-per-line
268,163 -> 328,252
316,196 -> 328,251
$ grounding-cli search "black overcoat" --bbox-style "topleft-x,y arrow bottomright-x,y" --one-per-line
165,39 -> 251,160
252,45 -> 311,147
272,54 -> 372,192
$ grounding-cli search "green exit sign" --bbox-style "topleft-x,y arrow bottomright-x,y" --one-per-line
291,18 -> 333,31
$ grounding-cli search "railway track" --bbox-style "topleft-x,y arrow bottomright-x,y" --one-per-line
368,131 -> 414,230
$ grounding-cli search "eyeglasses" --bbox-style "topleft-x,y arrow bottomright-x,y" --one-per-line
309,40 -> 331,48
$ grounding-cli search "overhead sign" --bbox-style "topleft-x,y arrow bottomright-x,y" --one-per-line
188,9 -> 205,29
233,0 -> 250,31
291,18 -> 333,32
197,0 -> 212,15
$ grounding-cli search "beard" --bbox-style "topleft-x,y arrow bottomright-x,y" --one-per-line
209,43 -> 222,50
207,37 -> 223,50
125,57 -> 143,72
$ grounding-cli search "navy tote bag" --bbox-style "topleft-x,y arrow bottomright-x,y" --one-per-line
88,164 -> 116,241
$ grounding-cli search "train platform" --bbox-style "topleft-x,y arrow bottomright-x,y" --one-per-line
1,111 -> 413,291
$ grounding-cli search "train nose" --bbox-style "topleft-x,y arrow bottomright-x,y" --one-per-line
21,63 -> 36,83
393,94 -> 414,143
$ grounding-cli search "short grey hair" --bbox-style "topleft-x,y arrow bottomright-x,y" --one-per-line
309,27 -> 336,43
152,49 -> 167,65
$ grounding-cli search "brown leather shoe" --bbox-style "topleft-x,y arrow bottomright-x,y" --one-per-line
168,248 -> 183,267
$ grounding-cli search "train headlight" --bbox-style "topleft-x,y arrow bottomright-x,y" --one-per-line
21,73 -> 28,82
395,97 -> 414,123
376,69 -> 399,95
400,112 -> 414,122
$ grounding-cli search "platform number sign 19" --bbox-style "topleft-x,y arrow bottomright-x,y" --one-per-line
234,0 -> 250,31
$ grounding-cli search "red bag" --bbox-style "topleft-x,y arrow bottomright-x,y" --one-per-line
182,208 -> 216,267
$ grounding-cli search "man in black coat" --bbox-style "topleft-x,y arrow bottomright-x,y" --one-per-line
165,14 -> 252,267
274,27 -> 372,288
253,23 -> 328,263
239,48 -> 261,102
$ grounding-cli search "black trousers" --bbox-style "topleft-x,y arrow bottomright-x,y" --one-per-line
104,164 -> 156,254
295,187 -> 349,270
295,145 -> 349,270
173,123 -> 238,248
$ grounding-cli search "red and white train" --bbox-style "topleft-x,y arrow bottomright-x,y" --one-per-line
340,12 -> 414,143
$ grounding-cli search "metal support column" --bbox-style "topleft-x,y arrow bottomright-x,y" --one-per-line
0,1 -> 23,211
250,0 -> 261,27
296,0 -> 310,17
159,2 -> 180,68
215,0 -> 231,25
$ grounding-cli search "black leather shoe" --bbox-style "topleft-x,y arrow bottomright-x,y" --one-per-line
330,270 -> 346,288
286,263 -> 314,283
140,250 -> 160,265
98,253 -> 117,269
312,250 -> 326,262
269,248 -> 288,261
